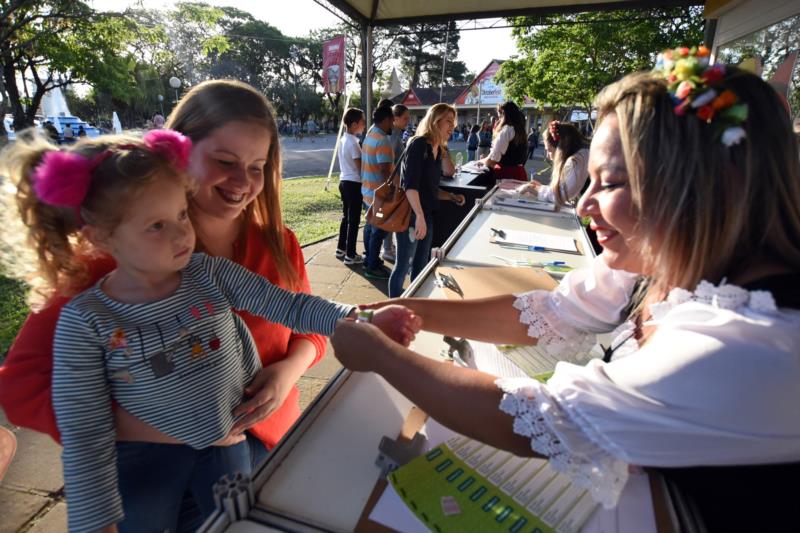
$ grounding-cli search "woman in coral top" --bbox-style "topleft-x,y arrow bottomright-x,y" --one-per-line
0,80 -> 329,466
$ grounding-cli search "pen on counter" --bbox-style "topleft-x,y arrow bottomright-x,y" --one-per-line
498,242 -> 546,252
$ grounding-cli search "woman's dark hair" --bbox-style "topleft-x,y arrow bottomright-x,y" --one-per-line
343,108 -> 364,128
470,124 -> 480,134
497,101 -> 527,145
392,104 -> 408,117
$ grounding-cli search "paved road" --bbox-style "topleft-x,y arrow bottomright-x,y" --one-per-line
280,133 -> 549,180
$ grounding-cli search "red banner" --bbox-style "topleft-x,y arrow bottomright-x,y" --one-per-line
322,35 -> 346,93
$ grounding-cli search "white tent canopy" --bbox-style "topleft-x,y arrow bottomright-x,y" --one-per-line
326,0 -> 699,25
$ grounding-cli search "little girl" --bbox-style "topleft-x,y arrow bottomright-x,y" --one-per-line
8,129 -> 418,533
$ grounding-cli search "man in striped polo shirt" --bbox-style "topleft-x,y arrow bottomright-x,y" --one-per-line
361,105 -> 395,279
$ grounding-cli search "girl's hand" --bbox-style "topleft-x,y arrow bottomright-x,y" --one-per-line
371,304 -> 422,346
231,363 -> 296,433
331,320 -> 394,373
414,217 -> 427,240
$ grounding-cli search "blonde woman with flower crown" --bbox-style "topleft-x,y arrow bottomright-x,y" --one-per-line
332,48 -> 800,529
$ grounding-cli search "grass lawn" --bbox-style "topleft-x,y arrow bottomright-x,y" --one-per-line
281,175 -> 345,245
0,268 -> 29,358
0,175 -> 344,358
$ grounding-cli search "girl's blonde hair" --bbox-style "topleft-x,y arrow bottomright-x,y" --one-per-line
3,130 -> 184,295
414,103 -> 457,148
166,79 -> 300,289
594,68 -> 800,306
546,122 -> 588,207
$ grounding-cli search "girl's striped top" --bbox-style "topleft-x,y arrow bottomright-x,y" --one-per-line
52,253 -> 355,532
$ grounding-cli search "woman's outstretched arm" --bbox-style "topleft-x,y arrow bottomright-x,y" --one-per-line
331,319 -> 537,457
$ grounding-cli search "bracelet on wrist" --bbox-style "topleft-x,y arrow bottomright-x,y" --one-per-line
356,309 -> 374,323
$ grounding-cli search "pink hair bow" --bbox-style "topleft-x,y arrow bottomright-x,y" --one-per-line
32,151 -> 108,209
142,130 -> 192,171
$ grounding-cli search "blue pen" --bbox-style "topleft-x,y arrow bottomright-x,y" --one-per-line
499,243 -> 546,252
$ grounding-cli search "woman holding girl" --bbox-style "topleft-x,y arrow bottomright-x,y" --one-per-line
333,50 -> 800,526
524,120 -> 589,206
0,80 -> 418,531
388,103 -> 465,298
477,100 -> 529,181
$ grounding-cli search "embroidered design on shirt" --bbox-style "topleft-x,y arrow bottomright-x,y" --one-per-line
111,369 -> 134,383
108,328 -> 128,351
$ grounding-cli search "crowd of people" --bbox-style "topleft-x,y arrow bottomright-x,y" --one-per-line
1,44 -> 799,532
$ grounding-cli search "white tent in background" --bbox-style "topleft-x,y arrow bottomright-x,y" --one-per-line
112,112 -> 123,134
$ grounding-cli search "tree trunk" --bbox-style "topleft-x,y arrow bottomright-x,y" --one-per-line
2,58 -> 30,130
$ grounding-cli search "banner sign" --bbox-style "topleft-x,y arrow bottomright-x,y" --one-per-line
322,35 -> 346,93
457,61 -> 505,105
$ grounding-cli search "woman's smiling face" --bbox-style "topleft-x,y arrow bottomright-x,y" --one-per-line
187,120 -> 270,221
577,114 -> 648,274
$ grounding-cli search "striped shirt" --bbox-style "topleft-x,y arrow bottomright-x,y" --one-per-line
360,124 -> 394,205
52,253 -> 354,532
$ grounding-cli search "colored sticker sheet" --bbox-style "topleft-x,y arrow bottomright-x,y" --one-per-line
389,440 -> 597,533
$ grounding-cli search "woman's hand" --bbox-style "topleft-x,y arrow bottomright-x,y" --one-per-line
414,216 -> 427,240
450,193 -> 466,206
371,304 -> 423,346
211,431 -> 247,447
231,362 -> 297,433
331,320 -> 394,373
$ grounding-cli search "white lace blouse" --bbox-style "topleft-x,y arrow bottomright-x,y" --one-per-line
499,256 -> 800,508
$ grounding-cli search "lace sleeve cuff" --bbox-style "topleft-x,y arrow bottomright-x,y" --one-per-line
496,377 -> 628,508
513,290 -> 596,360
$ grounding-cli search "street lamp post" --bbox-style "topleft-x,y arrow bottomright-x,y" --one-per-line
168,77 -> 182,105
157,94 -> 164,116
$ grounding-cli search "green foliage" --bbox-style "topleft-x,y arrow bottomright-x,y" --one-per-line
0,271 -> 29,359
395,21 -> 469,87
497,8 -> 705,111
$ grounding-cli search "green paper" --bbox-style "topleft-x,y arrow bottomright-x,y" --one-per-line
389,445 -> 555,533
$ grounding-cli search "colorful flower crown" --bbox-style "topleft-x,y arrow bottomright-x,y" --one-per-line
654,46 -> 748,147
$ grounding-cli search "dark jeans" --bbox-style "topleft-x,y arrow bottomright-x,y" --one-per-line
116,440 -> 250,533
337,181 -> 362,257
362,202 -> 387,270
528,145 -> 536,160
389,212 -> 434,297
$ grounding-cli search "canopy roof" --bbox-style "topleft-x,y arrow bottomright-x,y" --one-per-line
326,0 -> 701,26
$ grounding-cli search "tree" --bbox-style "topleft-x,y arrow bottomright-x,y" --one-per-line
0,0 -> 139,131
496,8 -> 705,118
395,21 -> 469,87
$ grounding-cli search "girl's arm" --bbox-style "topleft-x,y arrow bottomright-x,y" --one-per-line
52,307 -> 125,532
331,320 -> 536,457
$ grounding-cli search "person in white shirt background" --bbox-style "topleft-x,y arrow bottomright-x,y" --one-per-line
524,120 -> 590,206
332,53 -> 800,516
335,108 -> 366,265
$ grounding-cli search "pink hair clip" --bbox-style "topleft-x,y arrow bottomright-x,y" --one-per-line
143,130 -> 192,171
32,151 -> 110,210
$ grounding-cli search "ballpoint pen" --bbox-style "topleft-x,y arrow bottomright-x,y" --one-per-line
497,242 -> 546,252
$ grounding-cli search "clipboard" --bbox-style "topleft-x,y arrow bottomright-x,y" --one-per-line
436,266 -> 558,300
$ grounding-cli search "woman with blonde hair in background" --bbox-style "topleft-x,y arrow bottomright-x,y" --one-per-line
388,103 -> 465,297
334,48 -> 800,529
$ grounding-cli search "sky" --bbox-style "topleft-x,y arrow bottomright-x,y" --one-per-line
91,0 -> 518,85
